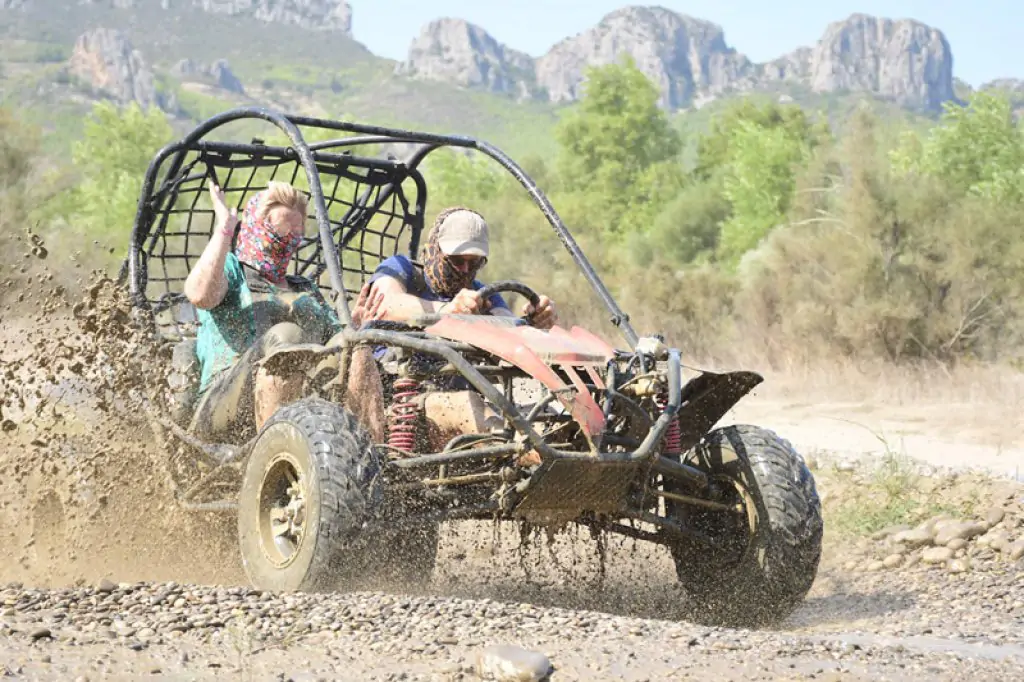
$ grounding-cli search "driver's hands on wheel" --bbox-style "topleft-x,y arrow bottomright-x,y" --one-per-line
441,288 -> 486,315
524,295 -> 557,330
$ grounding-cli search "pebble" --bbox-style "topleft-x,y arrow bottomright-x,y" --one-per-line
921,547 -> 954,564
476,645 -> 552,682
882,554 -> 903,569
985,507 -> 1006,528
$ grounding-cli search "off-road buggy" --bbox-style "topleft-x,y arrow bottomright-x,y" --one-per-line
124,106 -> 822,626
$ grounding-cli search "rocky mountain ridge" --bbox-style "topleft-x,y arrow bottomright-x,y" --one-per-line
397,8 -> 958,113
5,0 -> 353,34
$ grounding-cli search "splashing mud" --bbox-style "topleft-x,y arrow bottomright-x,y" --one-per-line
0,232 -> 241,588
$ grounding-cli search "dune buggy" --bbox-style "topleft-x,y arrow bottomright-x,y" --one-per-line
124,106 -> 822,625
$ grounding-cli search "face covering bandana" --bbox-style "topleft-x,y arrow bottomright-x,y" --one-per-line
422,206 -> 487,299
235,193 -> 304,284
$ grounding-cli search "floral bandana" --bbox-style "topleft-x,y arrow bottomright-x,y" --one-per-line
235,193 -> 304,284
422,206 -> 487,299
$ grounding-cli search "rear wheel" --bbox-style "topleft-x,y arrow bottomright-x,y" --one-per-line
238,398 -> 382,592
665,425 -> 822,626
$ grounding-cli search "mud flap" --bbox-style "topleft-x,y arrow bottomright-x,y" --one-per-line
674,370 -> 763,454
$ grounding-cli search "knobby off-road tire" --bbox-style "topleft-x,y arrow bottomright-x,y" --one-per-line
238,397 -> 383,592
666,425 -> 823,627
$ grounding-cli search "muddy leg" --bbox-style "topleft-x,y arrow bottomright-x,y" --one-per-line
342,345 -> 387,444
252,322 -> 307,431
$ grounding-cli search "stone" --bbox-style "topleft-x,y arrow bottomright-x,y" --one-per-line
97,578 -> 116,594
882,554 -> 903,569
892,528 -> 933,548
534,6 -> 751,109
984,506 -> 1006,528
1008,541 -> 1024,562
394,9 -> 955,113
948,558 -> 970,573
477,645 -> 552,682
921,547 -> 954,564
946,538 -> 968,552
934,521 -> 988,547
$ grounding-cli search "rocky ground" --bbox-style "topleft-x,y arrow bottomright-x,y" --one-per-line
1,449 -> 1023,681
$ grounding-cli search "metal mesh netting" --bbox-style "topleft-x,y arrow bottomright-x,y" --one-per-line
136,144 -> 423,338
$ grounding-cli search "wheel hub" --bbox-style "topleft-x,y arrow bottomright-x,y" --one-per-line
259,456 -> 308,568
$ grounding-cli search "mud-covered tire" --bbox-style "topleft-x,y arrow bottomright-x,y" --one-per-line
238,397 -> 382,592
667,425 -> 822,627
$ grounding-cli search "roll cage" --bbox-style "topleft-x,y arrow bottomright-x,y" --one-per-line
125,106 -> 639,348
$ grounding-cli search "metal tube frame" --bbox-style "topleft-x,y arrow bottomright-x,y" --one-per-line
127,106 -> 639,347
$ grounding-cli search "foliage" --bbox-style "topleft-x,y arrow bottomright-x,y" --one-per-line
554,58 -> 683,236
61,102 -> 174,256
890,91 -> 1024,203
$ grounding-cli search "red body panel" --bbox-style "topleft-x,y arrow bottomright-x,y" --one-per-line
424,317 -> 616,444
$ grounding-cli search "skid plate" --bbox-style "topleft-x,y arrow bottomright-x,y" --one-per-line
512,459 -> 643,525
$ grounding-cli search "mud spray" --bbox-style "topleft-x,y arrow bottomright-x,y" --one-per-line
0,230 -> 241,588
0,230 -> 673,611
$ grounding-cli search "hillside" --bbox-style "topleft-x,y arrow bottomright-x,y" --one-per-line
1,1 -> 1020,160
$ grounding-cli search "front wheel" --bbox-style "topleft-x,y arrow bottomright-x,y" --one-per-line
666,425 -> 823,627
237,398 -> 382,592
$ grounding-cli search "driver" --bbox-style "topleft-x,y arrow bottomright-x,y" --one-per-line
368,206 -> 557,329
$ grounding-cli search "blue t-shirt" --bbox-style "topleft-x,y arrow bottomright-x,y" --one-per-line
369,255 -> 509,311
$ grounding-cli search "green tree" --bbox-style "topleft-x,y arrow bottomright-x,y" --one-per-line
554,58 -> 683,235
694,98 -> 829,181
890,90 -> 1024,203
63,102 -> 174,248
716,117 -> 815,263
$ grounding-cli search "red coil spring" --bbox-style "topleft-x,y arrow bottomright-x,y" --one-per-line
388,377 -> 421,453
657,392 -> 683,456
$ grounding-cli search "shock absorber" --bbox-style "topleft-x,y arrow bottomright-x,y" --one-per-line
656,391 -> 683,457
388,376 -> 422,454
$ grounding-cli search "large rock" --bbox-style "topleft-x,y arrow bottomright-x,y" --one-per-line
534,6 -> 751,109
803,14 -> 955,111
396,18 -> 536,98
394,8 -> 959,114
210,59 -> 244,93
68,28 -> 164,110
171,57 -> 244,94
182,0 -> 353,35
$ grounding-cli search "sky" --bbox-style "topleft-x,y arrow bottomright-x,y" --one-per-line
349,1 -> 1019,87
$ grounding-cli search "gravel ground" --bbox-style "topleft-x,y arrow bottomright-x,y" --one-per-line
2,576 -> 1023,682
2,504 -> 1023,682
1,274 -> 1023,680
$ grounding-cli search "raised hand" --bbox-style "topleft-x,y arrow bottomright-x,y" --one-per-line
208,180 -> 238,235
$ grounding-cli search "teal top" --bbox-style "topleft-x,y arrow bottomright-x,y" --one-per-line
194,252 -> 342,392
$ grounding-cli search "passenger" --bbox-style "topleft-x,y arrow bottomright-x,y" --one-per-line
183,180 -> 385,442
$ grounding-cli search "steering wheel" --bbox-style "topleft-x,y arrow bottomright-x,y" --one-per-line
475,280 -> 541,325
